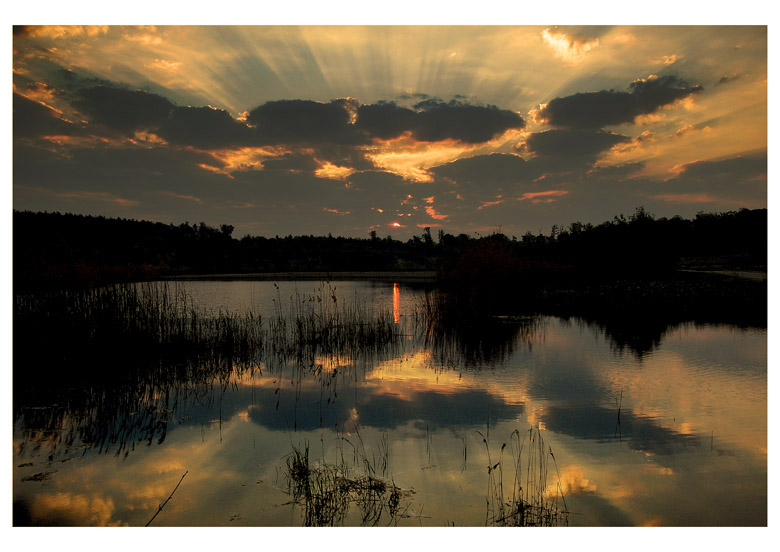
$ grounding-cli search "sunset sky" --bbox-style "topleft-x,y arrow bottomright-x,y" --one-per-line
12,19 -> 767,238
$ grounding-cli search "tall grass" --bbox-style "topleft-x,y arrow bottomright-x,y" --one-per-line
283,429 -> 412,526
478,426 -> 569,527
13,282 -> 404,456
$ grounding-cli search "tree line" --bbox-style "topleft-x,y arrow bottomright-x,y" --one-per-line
13,207 -> 766,290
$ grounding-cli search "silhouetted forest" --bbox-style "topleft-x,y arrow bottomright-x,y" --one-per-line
13,207 -> 765,291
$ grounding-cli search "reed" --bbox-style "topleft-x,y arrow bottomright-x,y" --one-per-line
14,282 -> 404,458
478,426 -> 569,527
283,429 -> 412,527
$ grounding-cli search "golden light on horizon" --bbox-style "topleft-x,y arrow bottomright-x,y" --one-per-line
11,25 -> 767,237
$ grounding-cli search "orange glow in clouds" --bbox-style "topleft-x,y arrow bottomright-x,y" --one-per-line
424,205 -> 448,220
206,146 -> 289,174
363,134 -> 474,182
314,161 -> 356,180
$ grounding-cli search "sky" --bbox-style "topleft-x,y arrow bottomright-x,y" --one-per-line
11,20 -> 768,239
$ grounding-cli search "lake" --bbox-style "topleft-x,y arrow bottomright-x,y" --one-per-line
13,280 -> 767,526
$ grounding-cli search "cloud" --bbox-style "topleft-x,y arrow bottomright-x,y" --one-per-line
538,75 -> 703,129
525,129 -> 629,158
13,25 -> 109,40
355,101 -> 417,140
407,99 -> 525,143
672,124 -> 711,139
254,98 -> 527,146
53,190 -> 140,206
652,54 -> 679,66
315,161 -> 356,180
73,85 -> 174,134
540,405 -> 700,455
247,98 -> 359,146
157,105 -> 256,149
145,58 -> 182,72
430,153 -> 531,185
518,190 -> 569,203
16,492 -> 121,527
717,73 -> 742,86
541,28 -> 600,65
259,152 -> 321,172
649,152 -> 766,208
13,92 -> 84,138
245,384 -> 522,431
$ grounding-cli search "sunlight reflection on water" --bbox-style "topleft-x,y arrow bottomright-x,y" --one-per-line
13,280 -> 766,527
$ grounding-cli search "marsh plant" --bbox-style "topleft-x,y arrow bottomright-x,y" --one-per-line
283,429 -> 413,526
13,282 -> 405,457
479,426 -> 569,527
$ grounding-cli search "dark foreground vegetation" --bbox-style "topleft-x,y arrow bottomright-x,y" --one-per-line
13,282 -> 407,457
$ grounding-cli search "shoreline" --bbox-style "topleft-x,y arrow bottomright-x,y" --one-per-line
168,270 -> 438,283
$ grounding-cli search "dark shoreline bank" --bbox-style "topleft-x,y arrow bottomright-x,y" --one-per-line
168,270 -> 437,283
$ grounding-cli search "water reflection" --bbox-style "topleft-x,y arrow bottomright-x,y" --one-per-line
13,281 -> 766,526
393,282 -> 400,324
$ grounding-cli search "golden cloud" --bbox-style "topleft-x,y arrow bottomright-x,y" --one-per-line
324,207 -> 351,215
314,161 -> 356,180
363,134 -> 474,183
477,199 -> 504,210
20,25 -> 109,39
517,190 -> 568,203
541,28 -> 600,65
547,465 -> 597,498
206,146 -> 290,174
424,205 -> 448,220
29,492 -> 122,526
146,58 -> 182,72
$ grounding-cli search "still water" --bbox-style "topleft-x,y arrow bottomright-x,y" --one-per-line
13,280 -> 767,526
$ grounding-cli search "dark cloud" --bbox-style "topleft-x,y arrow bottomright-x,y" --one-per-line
355,102 -> 417,140
247,98 -> 525,146
525,129 -> 629,157
539,75 -> 702,129
717,73 -> 742,86
157,106 -> 256,148
672,152 -> 765,182
541,405 -> 701,455
259,152 -> 321,172
246,384 -> 522,432
247,98 -> 359,145
396,91 -> 432,101
410,99 -> 525,143
13,93 -> 84,138
648,151 -> 766,205
19,72 -> 525,157
431,153 -> 532,186
73,85 -> 174,134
